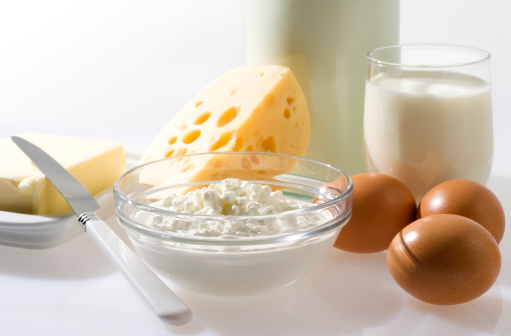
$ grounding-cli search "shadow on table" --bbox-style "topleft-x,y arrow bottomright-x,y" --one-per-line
0,231 -> 115,280
169,279 -> 342,336
0,200 -> 133,280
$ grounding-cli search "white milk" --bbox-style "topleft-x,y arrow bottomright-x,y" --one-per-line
364,71 -> 493,201
247,0 -> 399,175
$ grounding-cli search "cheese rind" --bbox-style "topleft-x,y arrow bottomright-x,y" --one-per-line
0,134 -> 126,215
141,64 -> 310,182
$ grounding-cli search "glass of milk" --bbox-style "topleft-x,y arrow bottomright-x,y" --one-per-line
363,44 -> 493,201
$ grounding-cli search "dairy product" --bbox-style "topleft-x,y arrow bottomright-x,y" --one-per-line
364,71 -> 493,200
160,178 -> 308,216
0,134 -> 125,215
127,178 -> 338,295
247,0 -> 399,175
116,151 -> 352,296
141,64 -> 310,182
146,178 -> 314,237
133,230 -> 338,296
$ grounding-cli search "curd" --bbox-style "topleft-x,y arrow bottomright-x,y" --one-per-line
142,178 -> 319,238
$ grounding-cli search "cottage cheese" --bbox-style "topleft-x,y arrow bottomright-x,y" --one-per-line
147,178 -> 316,238
126,177 -> 347,296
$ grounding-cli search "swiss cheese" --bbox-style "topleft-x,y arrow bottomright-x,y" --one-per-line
0,134 -> 125,215
141,65 -> 310,182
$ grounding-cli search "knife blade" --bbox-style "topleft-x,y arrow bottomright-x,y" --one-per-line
11,136 -> 100,217
11,136 -> 192,326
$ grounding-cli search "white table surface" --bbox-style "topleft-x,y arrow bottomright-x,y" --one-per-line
1,1 -> 510,335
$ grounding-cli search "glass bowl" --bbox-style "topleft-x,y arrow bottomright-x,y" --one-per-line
113,152 -> 353,296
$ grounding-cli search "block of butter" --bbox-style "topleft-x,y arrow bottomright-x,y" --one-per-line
141,64 -> 310,182
0,134 -> 125,215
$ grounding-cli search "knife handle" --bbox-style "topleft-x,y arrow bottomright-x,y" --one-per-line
82,214 -> 192,326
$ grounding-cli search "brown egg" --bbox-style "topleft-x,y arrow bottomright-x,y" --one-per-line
334,173 -> 416,253
417,179 -> 505,243
387,214 -> 501,305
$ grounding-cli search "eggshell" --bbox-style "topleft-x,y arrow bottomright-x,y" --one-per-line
334,173 -> 416,253
417,179 -> 505,243
387,214 -> 501,305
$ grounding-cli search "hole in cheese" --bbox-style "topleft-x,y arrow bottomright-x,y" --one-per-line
180,162 -> 192,172
168,136 -> 177,145
263,94 -> 274,109
165,149 -> 174,158
212,159 -> 224,169
284,108 -> 291,119
176,148 -> 188,156
233,137 -> 243,151
194,112 -> 211,125
230,88 -> 239,96
217,107 -> 238,127
242,157 -> 251,169
195,101 -> 203,107
260,136 -> 277,153
287,97 -> 295,105
210,131 -> 234,151
182,130 -> 201,144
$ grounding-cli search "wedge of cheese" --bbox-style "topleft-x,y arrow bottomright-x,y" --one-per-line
0,134 -> 125,215
141,64 -> 310,182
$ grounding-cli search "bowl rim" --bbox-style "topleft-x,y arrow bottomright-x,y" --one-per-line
113,151 -> 353,245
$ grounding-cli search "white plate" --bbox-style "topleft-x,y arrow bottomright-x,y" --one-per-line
0,151 -> 140,249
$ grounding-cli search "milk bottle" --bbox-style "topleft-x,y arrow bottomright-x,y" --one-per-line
246,0 -> 400,175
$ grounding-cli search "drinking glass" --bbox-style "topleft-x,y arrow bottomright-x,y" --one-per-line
363,44 -> 493,201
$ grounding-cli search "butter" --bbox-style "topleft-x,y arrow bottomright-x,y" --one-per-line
0,134 -> 125,215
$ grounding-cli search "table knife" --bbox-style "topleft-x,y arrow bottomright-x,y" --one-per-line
11,136 -> 192,326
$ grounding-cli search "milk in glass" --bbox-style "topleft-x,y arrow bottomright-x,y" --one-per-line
363,71 -> 493,201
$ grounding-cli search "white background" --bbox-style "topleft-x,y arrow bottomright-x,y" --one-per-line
1,1 -> 510,335
1,0 -> 509,176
